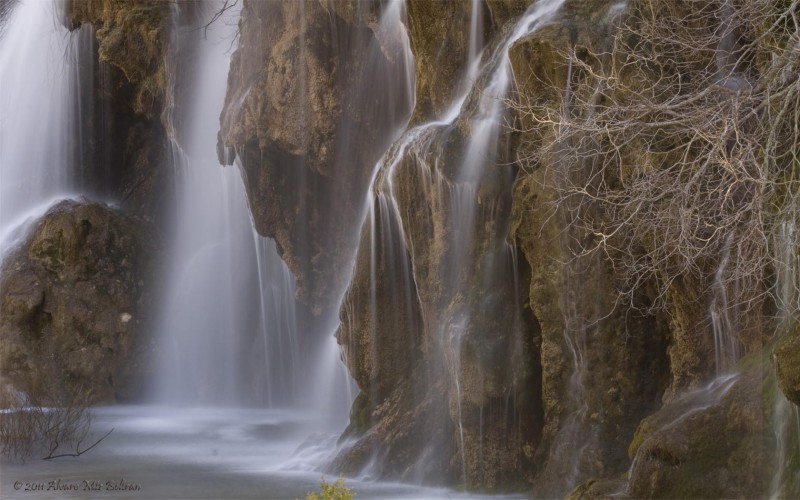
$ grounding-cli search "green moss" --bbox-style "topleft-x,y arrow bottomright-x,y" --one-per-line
627,420 -> 650,459
347,392 -> 371,436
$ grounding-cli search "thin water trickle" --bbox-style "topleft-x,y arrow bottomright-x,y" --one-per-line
770,394 -> 800,499
775,220 -> 799,324
709,232 -> 741,373
348,0 -> 568,485
445,0 -> 568,482
769,217 -> 800,498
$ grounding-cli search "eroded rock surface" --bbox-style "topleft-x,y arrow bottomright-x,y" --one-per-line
67,0 -> 172,219
219,0 -> 412,312
775,323 -> 800,406
0,200 -> 158,405
626,357 -> 776,499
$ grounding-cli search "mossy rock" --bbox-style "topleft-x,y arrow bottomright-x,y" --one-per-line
627,358 -> 775,498
68,0 -> 169,118
0,199 -> 158,406
775,322 -> 800,406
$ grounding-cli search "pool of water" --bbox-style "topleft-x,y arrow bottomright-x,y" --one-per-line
0,406 -> 525,499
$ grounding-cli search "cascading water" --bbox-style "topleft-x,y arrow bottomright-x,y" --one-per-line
5,0 -> 796,497
708,232 -> 742,374
0,0 -> 94,257
443,1 -> 568,485
338,0 -> 566,487
153,2 -> 307,409
769,219 -> 800,499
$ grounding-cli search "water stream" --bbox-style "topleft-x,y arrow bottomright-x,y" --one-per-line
0,0 -> 89,252
342,0 -> 567,486
152,1 -> 306,409
769,219 -> 800,498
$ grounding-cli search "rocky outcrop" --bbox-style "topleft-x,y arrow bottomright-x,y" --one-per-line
504,4 -> 675,495
67,0 -> 168,118
335,124 -> 543,490
67,0 -> 172,219
0,200 -> 158,405
506,0 -> 794,495
334,4 -> 551,486
510,165 -> 671,495
218,0 -> 412,312
336,0 -> 789,494
405,0 -> 485,123
625,357 -> 775,498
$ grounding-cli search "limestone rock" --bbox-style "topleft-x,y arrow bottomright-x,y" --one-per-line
775,322 -> 800,406
67,0 -> 172,219
68,0 -> 169,118
508,13 -> 672,494
626,358 -> 775,498
335,80 -> 541,492
405,0 -> 481,123
0,200 -> 158,405
219,0 -> 411,312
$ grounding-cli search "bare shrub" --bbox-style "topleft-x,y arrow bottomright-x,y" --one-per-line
0,384 -> 109,462
512,0 -> 800,324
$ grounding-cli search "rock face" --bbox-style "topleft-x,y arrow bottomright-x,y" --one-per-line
334,0 -> 797,495
335,120 -> 543,489
67,0 -> 172,220
333,2 -> 551,489
68,0 -> 168,119
0,200 -> 158,405
510,163 -> 671,495
775,322 -> 800,406
404,0 -> 484,123
507,15 -> 675,488
218,0 -> 413,312
333,0 -> 670,492
626,359 -> 775,499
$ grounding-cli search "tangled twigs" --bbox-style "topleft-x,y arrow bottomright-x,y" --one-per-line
511,0 -> 800,323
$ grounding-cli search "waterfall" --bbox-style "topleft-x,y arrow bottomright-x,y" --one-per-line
5,0 -> 796,496
0,0 -> 93,258
340,0 -> 567,486
154,0 -> 415,430
769,219 -> 800,498
152,2 -> 304,407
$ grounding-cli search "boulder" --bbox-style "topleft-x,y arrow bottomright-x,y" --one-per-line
626,357 -> 775,499
0,200 -> 158,405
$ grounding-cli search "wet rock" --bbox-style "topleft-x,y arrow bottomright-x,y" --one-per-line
334,0 -> 670,492
0,200 -> 158,405
219,0 -> 410,312
336,90 -> 542,491
508,14 -> 672,494
626,357 -> 775,498
68,0 -> 169,118
332,378 -> 458,485
566,478 -> 627,499
485,1 -> 532,29
510,163 -> 671,496
775,322 -> 800,406
405,0 -> 481,123
67,0 -> 173,220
